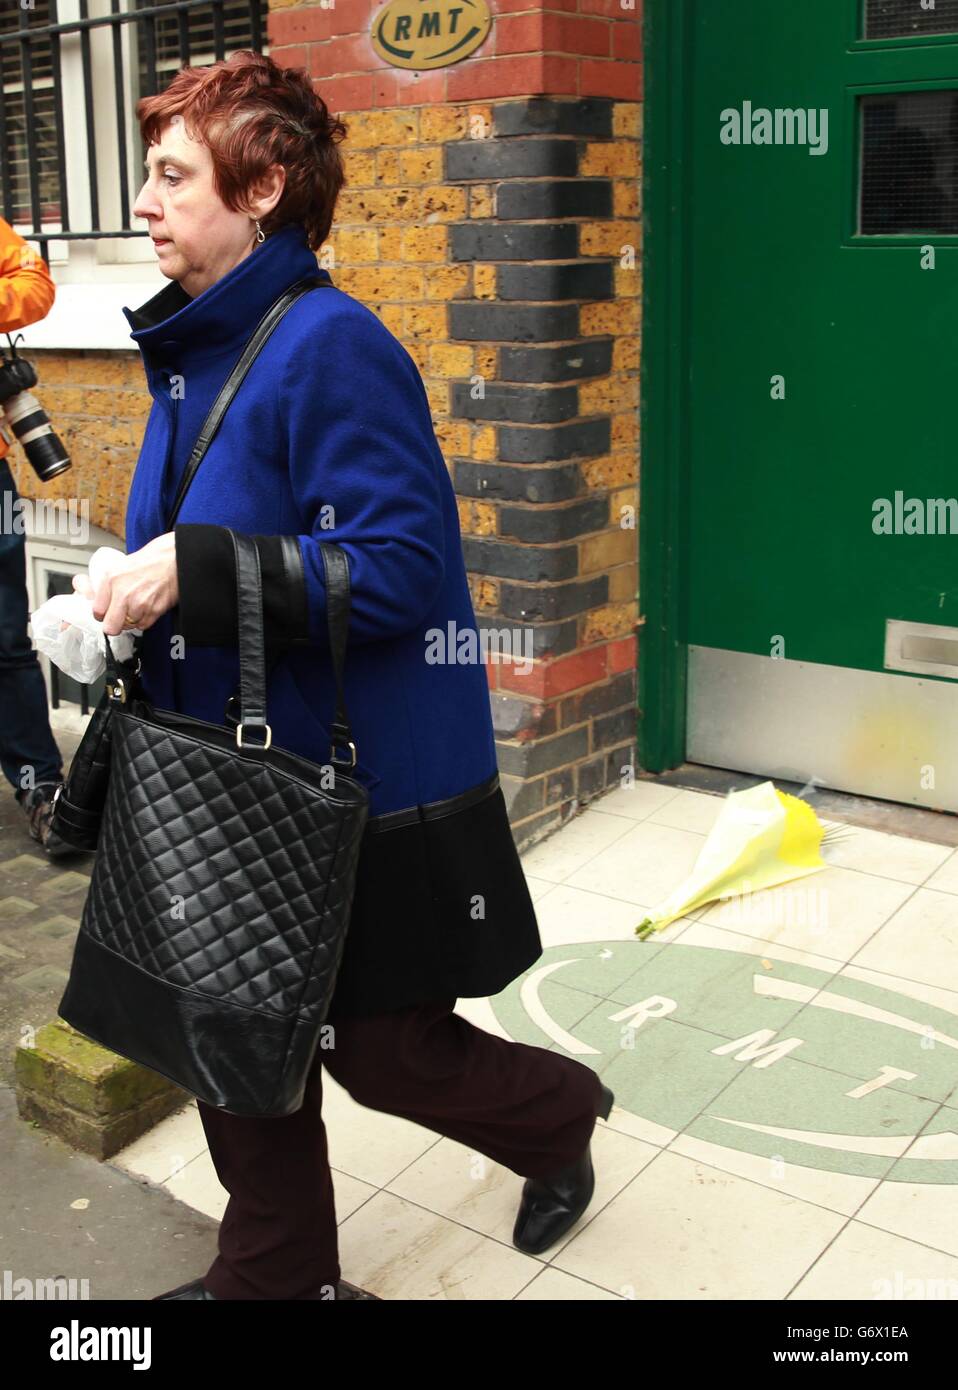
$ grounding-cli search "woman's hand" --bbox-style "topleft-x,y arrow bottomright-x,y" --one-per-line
75,532 -> 179,636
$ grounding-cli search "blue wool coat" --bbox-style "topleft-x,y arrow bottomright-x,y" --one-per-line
121,221 -> 541,1016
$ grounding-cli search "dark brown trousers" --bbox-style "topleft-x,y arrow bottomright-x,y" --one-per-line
195,996 -> 604,1299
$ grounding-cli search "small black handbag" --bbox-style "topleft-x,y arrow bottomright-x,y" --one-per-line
58,530 -> 369,1117
49,271 -> 330,852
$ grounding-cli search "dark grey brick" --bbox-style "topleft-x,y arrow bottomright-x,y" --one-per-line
546,766 -> 575,807
499,574 -> 608,622
499,772 -> 547,822
493,98 -> 614,139
499,339 -> 614,384
499,418 -> 611,464
496,725 -> 590,778
593,706 -> 640,752
499,496 -> 609,543
449,301 -> 579,343
451,381 -> 579,423
462,536 -> 580,581
445,138 -> 577,182
497,180 -> 613,220
492,694 -> 555,740
453,460 -> 584,503
450,222 -> 579,262
498,261 -> 615,302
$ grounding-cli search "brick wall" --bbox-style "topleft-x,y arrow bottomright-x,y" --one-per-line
14,0 -> 642,849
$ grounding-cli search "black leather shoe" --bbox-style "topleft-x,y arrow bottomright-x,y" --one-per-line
152,1277 -> 381,1300
512,1080 -> 614,1257
153,1279 -> 216,1300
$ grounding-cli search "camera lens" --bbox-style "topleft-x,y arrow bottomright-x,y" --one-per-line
3,390 -> 71,481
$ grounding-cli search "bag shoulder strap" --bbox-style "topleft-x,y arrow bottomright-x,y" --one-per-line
165,272 -> 331,530
230,530 -> 357,766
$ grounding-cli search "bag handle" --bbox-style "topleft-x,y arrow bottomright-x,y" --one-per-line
229,530 -> 358,767
164,272 -> 330,531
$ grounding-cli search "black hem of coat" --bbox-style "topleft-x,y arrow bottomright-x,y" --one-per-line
327,776 -> 543,1019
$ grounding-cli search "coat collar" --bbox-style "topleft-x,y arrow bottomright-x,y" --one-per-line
123,222 -> 329,363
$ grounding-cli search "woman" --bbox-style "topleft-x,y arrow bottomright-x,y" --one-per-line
86,50 -> 613,1301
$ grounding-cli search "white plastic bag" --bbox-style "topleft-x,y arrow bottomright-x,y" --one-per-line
30,546 -> 140,684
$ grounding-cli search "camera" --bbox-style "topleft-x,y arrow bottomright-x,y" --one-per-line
0,334 -> 70,482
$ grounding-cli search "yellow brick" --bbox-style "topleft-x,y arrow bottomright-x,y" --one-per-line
399,147 -> 444,183
335,266 -> 424,300
457,498 -> 497,536
44,352 -> 144,388
579,375 -> 639,415
611,485 -> 639,517
475,346 -> 497,379
421,185 -> 467,221
377,226 -> 404,261
331,227 -> 379,264
472,424 -> 497,461
404,340 -> 429,375
611,412 -> 639,451
337,188 -> 424,223
343,150 -> 376,185
403,303 -> 447,338
581,452 -> 638,490
609,561 -> 638,603
423,378 -> 449,416
582,601 -> 638,644
435,419 -> 471,455
614,179 -> 640,218
379,150 -> 403,185
581,528 -> 636,575
579,220 -> 641,259
613,103 -> 641,140
580,143 -> 639,178
420,105 -> 471,143
471,576 -> 499,611
613,336 -> 640,372
379,305 -> 405,337
402,225 -> 447,261
614,263 -> 640,298
581,299 -> 639,336
473,264 -> 497,300
469,184 -> 494,219
343,110 -> 419,150
428,342 -> 475,376
424,264 -> 471,300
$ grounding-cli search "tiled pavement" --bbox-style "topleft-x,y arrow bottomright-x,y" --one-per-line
4,767 -> 958,1300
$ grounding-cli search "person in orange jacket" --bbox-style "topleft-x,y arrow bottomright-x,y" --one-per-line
0,217 -> 69,856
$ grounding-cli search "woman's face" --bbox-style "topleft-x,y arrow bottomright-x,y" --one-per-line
133,115 -> 284,298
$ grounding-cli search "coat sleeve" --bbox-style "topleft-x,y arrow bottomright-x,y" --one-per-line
0,219 -> 56,464
174,304 -> 448,650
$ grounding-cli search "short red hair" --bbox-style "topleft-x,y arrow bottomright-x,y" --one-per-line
136,49 -> 347,251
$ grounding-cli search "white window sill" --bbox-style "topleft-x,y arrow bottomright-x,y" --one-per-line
13,226 -> 167,351
24,278 -> 167,351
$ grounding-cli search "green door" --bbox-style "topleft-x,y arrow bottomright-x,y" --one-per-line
656,0 -> 958,810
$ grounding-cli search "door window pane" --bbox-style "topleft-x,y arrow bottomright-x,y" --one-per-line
859,90 -> 958,233
865,0 -> 958,39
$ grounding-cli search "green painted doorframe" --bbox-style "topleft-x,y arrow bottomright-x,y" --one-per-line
638,0 -> 690,773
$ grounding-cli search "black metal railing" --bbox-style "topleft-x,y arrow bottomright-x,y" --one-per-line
1,0 -> 267,262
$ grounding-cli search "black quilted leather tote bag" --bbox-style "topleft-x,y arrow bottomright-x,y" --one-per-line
58,531 -> 369,1117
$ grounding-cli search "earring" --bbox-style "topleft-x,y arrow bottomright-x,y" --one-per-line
254,219 -> 265,244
